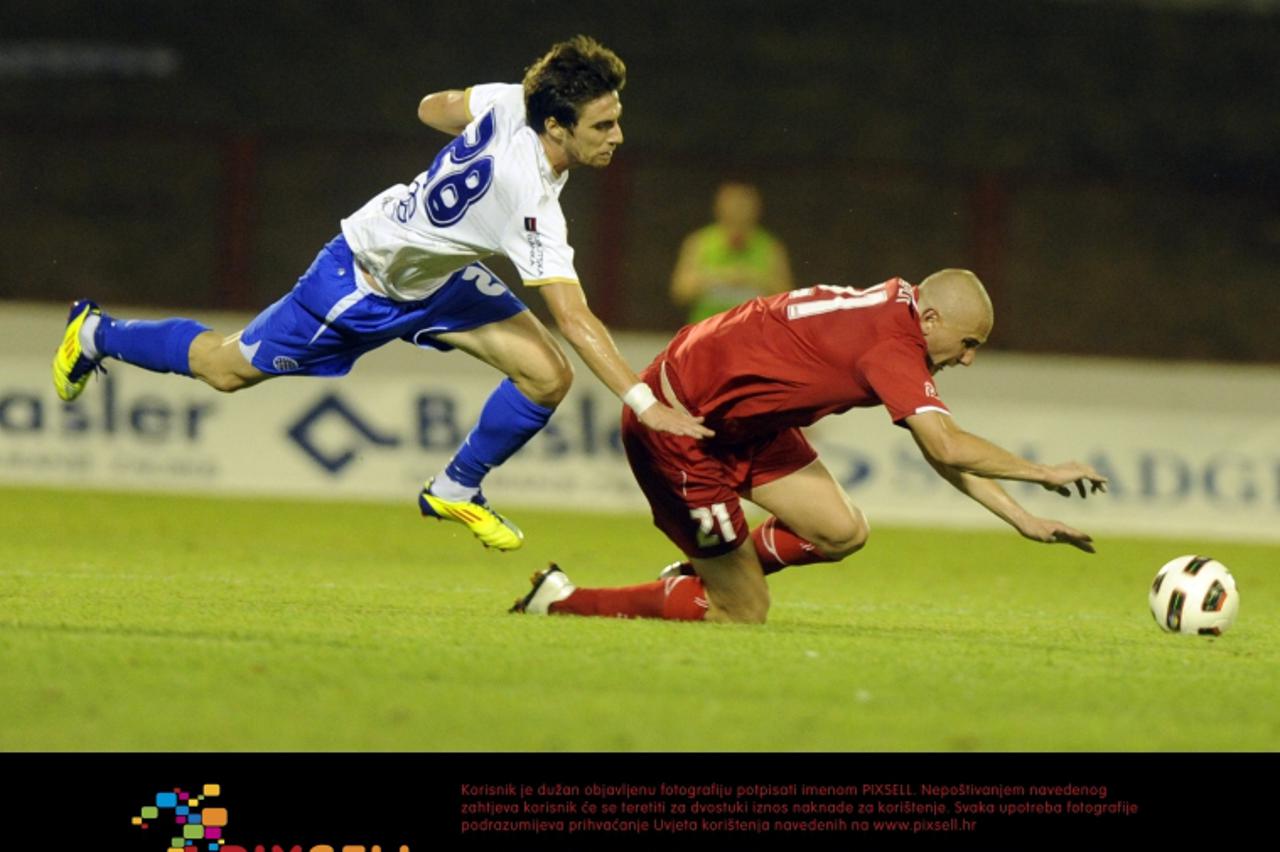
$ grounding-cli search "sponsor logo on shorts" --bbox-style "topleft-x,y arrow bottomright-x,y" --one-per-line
272,356 -> 301,373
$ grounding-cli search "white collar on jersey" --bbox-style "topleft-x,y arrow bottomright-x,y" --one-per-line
532,133 -> 570,195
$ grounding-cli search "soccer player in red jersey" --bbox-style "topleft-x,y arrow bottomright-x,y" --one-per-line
512,269 -> 1108,624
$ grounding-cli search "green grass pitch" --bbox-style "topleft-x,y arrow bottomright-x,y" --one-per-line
1,485 -> 1276,751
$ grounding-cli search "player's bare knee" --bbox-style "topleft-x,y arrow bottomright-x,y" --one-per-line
833,525 -> 870,560
815,508 -> 871,561
201,371 -> 250,393
187,333 -> 247,392
517,358 -> 574,407
543,357 -> 575,405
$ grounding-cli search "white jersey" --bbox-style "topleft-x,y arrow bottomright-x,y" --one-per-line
340,83 -> 579,302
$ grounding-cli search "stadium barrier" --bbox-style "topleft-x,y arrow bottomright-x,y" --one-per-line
3,302 -> 1278,541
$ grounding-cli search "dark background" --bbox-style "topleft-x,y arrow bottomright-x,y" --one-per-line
3,752 -> 1275,846
2,0 -> 1278,360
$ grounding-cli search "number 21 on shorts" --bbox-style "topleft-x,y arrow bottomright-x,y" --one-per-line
691,503 -> 736,548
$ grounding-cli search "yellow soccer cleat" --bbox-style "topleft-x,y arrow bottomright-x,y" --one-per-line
52,299 -> 105,401
419,478 -> 524,551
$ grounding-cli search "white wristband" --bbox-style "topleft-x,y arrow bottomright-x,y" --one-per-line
622,382 -> 658,415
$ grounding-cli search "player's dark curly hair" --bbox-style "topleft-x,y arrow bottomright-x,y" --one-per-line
523,35 -> 626,135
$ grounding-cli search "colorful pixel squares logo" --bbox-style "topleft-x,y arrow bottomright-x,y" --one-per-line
129,784 -> 410,852
132,784 -> 228,852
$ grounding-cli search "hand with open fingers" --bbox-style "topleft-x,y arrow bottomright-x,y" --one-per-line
1019,517 -> 1096,553
638,402 -> 715,439
1041,462 -> 1109,498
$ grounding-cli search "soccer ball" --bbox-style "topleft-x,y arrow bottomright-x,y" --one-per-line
1148,555 -> 1239,636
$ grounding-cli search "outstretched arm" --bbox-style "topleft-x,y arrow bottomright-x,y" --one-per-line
917,446 -> 1097,553
417,89 -> 471,136
539,281 -> 714,438
906,410 -> 1107,497
906,411 -> 1104,552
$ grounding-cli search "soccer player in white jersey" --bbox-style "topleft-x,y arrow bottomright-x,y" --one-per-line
51,35 -> 711,551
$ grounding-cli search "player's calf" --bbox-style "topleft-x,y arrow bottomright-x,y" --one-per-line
705,587 -> 770,625
693,544 -> 771,624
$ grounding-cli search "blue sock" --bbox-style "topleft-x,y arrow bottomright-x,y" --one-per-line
445,379 -> 555,489
96,317 -> 211,376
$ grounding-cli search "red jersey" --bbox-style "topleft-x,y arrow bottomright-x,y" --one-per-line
655,278 -> 949,445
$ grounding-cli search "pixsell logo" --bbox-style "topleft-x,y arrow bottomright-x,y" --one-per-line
129,783 -> 409,852
131,784 -> 228,850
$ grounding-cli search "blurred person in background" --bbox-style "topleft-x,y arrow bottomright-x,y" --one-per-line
669,181 -> 793,324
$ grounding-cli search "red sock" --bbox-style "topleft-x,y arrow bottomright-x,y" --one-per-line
550,576 -> 709,620
752,516 -> 834,575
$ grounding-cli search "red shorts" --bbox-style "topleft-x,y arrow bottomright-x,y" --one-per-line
621,406 -> 818,559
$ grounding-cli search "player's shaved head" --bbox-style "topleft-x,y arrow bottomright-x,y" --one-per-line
918,269 -> 993,338
917,269 -> 993,373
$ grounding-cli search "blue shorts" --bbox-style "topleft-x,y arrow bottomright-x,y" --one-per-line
239,234 -> 528,376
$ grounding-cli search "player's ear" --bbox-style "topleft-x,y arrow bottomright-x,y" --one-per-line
545,118 -> 567,143
920,306 -> 941,332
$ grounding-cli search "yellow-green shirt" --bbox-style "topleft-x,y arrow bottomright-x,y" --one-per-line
685,224 -> 786,323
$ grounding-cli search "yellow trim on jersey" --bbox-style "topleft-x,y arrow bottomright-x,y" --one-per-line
522,277 -> 580,288
462,86 -> 475,123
